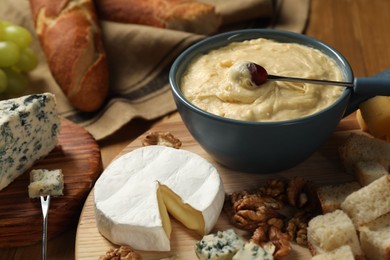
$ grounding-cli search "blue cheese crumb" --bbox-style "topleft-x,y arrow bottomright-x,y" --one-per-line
28,169 -> 64,198
233,242 -> 274,260
195,229 -> 245,260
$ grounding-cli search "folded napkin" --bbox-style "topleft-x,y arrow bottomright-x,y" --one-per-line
0,0 -> 310,140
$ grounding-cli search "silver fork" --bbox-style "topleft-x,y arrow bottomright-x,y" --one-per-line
40,195 -> 50,260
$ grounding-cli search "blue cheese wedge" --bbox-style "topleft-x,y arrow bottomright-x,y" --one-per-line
233,242 -> 274,260
28,169 -> 64,198
195,229 -> 245,260
94,146 -> 225,252
0,93 -> 60,191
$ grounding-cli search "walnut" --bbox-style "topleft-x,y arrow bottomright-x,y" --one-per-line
286,215 -> 308,246
250,224 -> 269,244
225,176 -> 322,255
269,226 -> 291,258
231,194 -> 283,231
267,217 -> 284,230
99,245 -> 142,260
141,131 -> 181,149
286,176 -> 307,207
251,225 -> 291,259
229,190 -> 251,205
257,179 -> 287,198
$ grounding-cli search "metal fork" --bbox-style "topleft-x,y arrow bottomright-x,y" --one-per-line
40,195 -> 50,260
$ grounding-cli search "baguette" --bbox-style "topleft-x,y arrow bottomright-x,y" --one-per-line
95,0 -> 222,35
29,0 -> 109,112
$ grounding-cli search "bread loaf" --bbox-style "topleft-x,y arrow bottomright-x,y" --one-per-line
95,0 -> 222,35
29,0 -> 109,112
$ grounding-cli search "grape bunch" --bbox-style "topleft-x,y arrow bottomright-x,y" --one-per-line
0,20 -> 38,97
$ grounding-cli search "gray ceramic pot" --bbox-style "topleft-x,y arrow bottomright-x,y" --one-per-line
169,29 -> 371,173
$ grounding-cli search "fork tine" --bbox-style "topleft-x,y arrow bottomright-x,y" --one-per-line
40,195 -> 50,260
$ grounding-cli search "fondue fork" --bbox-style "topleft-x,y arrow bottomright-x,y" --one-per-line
248,62 -> 390,96
40,195 -> 50,260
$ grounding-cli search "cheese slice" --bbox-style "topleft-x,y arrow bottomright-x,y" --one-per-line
0,93 -> 60,191
94,146 -> 225,251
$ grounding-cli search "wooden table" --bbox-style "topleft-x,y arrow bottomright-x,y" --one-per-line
1,0 -> 390,259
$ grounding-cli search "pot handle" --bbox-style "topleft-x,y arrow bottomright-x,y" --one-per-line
343,69 -> 390,117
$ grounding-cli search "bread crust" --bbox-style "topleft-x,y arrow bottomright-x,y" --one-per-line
95,0 -> 222,35
30,0 -> 109,112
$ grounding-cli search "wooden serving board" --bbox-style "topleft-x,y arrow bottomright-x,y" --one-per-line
76,112 -> 361,259
0,119 -> 102,248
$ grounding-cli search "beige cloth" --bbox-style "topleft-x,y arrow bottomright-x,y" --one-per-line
0,0 -> 310,140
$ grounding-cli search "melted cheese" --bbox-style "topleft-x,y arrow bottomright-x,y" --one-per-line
181,38 -> 344,122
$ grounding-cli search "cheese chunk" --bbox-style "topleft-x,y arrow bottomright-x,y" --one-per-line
233,242 -> 274,260
28,169 -> 64,198
0,93 -> 60,191
94,146 -> 225,251
195,229 -> 245,260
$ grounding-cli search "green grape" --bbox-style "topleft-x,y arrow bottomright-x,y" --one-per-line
1,23 -> 32,49
15,47 -> 38,72
0,41 -> 20,67
3,68 -> 28,95
0,20 -> 12,39
0,69 -> 7,93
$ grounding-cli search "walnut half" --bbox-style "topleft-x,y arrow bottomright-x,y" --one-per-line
99,245 -> 142,260
141,131 -> 182,149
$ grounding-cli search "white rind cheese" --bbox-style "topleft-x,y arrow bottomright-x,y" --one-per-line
0,93 -> 60,191
94,146 -> 225,251
28,169 -> 64,198
195,229 -> 245,260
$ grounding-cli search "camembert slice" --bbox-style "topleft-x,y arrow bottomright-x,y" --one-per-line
94,146 -> 225,251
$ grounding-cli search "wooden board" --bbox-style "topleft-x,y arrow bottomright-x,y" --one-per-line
0,119 -> 102,248
76,112 -> 361,259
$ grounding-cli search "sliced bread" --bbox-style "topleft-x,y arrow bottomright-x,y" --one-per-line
311,245 -> 355,260
359,212 -> 390,260
307,209 -> 362,258
341,175 -> 390,227
339,133 -> 390,174
353,160 -> 388,186
317,181 -> 361,213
